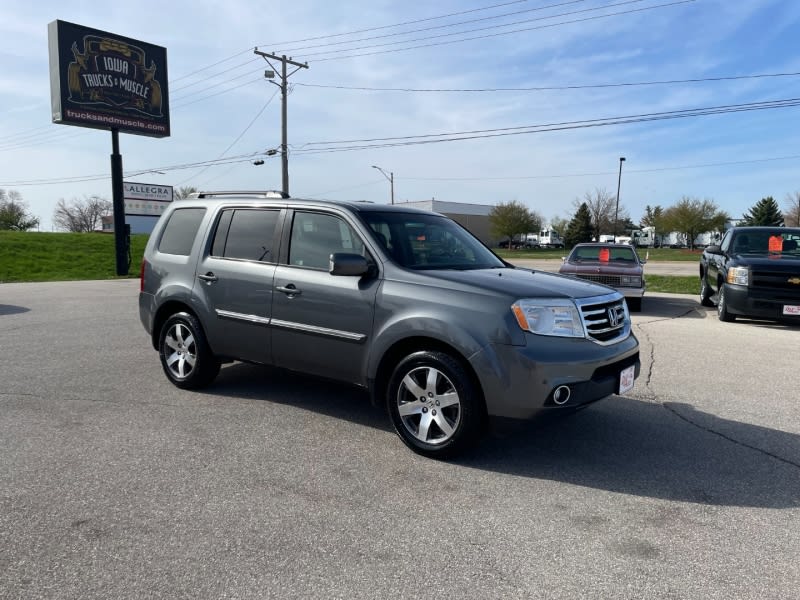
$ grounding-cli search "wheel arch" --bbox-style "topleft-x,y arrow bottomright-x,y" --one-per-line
369,336 -> 486,414
151,300 -> 198,350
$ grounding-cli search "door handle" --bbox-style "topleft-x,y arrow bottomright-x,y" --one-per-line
276,284 -> 302,297
198,272 -> 218,283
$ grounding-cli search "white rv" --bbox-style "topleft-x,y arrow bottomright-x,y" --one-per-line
538,229 -> 564,248
693,231 -> 722,248
662,231 -> 687,248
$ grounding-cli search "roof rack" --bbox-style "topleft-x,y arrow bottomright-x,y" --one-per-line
187,190 -> 289,199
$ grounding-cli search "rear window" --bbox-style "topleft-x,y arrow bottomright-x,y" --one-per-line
157,208 -> 206,256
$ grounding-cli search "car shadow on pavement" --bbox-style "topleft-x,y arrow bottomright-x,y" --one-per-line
465,397 -> 800,509
634,294 -> 703,319
210,362 -> 388,431
0,304 -> 30,316
693,305 -> 800,329
209,363 -> 799,509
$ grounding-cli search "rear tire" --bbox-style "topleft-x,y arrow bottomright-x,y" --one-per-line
158,312 -> 220,389
386,351 -> 485,459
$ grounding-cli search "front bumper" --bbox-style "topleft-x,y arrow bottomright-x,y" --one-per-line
470,333 -> 641,419
617,286 -> 645,299
722,283 -> 800,321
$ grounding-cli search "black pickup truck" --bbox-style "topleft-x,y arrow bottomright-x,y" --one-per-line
699,226 -> 800,322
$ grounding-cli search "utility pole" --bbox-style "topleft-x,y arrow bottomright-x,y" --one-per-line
614,156 -> 626,241
254,48 -> 308,197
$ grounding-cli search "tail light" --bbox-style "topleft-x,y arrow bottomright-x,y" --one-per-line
140,259 -> 147,292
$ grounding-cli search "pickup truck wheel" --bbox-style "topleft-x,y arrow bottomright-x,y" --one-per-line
387,351 -> 484,459
717,285 -> 736,322
699,275 -> 714,307
158,312 -> 221,389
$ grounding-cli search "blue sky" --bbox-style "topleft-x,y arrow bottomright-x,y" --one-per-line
1,0 -> 799,230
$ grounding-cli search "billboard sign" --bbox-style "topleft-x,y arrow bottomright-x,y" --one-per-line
48,20 -> 170,138
123,181 -> 173,216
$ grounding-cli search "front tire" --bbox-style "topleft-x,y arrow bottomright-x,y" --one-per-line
717,285 -> 736,322
158,312 -> 220,389
386,351 -> 485,459
627,297 -> 642,312
700,274 -> 714,307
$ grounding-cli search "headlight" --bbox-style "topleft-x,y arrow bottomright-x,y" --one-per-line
511,298 -> 584,337
726,267 -> 749,285
621,275 -> 642,287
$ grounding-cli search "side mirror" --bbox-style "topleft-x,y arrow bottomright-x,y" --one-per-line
330,253 -> 370,276
705,244 -> 722,255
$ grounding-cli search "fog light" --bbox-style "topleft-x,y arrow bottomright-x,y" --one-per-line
553,385 -> 571,405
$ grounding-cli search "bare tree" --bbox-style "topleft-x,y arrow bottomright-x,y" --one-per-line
0,189 -> 39,231
174,186 -> 198,200
53,195 -> 112,232
573,188 -> 628,240
785,191 -> 800,227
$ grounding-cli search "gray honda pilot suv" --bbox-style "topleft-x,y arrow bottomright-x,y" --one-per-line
139,191 -> 640,458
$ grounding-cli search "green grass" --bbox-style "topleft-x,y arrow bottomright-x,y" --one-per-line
0,232 -> 700,294
0,231 -> 148,283
646,275 -> 698,295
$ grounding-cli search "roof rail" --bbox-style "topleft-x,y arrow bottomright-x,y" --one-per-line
187,190 -> 289,199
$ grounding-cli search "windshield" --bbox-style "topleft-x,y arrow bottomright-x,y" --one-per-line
732,230 -> 800,255
568,244 -> 639,263
359,211 -> 505,270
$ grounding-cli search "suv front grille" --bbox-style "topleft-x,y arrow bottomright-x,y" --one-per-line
575,294 -> 629,345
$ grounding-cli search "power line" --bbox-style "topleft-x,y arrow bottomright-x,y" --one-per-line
4,150 -> 799,190
4,64 -> 797,149
259,0 -> 530,47
7,62 -> 793,151
169,48 -> 255,84
295,71 -> 800,93
0,1 -> 694,145
277,0 -> 592,54
170,57 -> 262,94
309,0 -> 695,61
400,154 -> 800,181
292,97 -> 800,150
174,88 -> 280,185
3,98 -> 798,188
0,153 -> 267,187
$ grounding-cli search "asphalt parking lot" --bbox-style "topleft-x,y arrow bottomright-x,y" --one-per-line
1,280 -> 798,599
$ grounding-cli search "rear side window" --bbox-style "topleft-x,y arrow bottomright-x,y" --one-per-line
211,209 -> 280,262
158,208 -> 206,256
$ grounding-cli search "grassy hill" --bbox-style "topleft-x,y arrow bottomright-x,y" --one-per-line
0,231 -> 149,283
0,231 -> 698,294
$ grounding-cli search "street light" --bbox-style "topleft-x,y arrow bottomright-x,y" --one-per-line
372,165 -> 395,205
614,156 -> 626,241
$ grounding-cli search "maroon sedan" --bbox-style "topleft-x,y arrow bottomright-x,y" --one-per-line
558,243 -> 646,311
